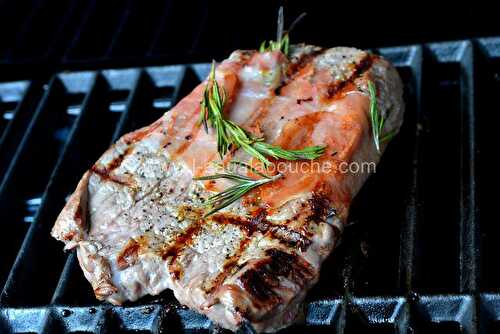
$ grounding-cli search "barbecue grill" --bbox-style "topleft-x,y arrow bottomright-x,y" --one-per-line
1,1 -> 499,333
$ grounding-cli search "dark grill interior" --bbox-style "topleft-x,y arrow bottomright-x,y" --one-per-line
0,37 -> 498,333
1,1 -> 498,81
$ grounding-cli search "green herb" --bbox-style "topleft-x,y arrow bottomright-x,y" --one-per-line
200,62 -> 326,167
368,80 -> 393,152
252,141 -> 326,161
199,62 -> 230,157
194,161 -> 282,217
259,34 -> 290,55
380,130 -> 396,143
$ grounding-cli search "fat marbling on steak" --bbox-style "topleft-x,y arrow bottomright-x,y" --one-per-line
51,44 -> 404,332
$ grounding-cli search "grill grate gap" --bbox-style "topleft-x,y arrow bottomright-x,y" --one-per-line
0,102 -> 18,135
0,80 -> 37,178
477,40 -> 500,292
413,48 -> 464,294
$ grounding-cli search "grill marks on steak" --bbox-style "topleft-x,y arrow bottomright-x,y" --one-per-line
202,209 -> 317,296
52,45 -> 405,333
91,146 -> 136,187
326,53 -> 374,99
238,249 -> 315,311
143,205 -> 322,292
210,211 -> 314,251
116,237 -> 144,270
160,219 -> 204,280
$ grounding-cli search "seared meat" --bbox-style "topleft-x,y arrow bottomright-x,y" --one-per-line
51,45 -> 404,332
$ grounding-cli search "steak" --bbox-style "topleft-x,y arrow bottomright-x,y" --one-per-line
51,45 -> 404,332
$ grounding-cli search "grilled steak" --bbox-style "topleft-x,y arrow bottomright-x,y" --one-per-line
51,45 -> 404,332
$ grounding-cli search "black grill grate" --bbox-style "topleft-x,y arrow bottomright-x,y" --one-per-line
0,37 -> 498,333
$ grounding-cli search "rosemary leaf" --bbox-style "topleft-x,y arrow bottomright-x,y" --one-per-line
368,80 -> 381,152
380,130 -> 396,143
368,80 -> 395,152
193,173 -> 254,182
195,161 -> 281,217
253,141 -> 326,161
259,33 -> 289,55
229,160 -> 271,179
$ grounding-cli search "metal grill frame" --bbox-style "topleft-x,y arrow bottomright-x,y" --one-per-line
0,37 -> 499,333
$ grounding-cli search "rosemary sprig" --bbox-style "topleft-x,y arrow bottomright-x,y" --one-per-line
252,141 -> 326,161
200,62 -> 325,167
259,7 -> 289,55
259,34 -> 290,55
199,62 -> 228,156
258,7 -> 306,57
194,161 -> 282,217
368,80 -> 393,152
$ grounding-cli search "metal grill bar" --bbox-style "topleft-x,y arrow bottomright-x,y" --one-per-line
1,72 -> 99,306
378,45 -> 423,293
0,38 -> 499,333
